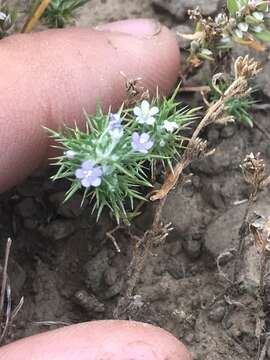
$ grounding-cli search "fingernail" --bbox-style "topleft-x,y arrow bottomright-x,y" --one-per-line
95,18 -> 161,39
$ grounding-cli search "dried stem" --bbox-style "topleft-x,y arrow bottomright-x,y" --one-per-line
22,0 -> 51,33
114,56 -> 262,318
151,56 -> 261,201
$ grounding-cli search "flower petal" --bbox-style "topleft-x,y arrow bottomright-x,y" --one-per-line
133,107 -> 142,116
93,167 -> 103,177
141,100 -> 150,114
65,150 -> 76,159
82,160 -> 93,170
146,117 -> 156,125
91,177 -> 102,187
145,140 -> 154,150
75,169 -> 84,179
149,106 -> 159,116
140,133 -> 150,143
81,177 -> 92,188
132,132 -> 140,142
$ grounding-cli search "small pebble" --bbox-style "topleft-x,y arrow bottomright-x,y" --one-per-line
39,220 -> 75,240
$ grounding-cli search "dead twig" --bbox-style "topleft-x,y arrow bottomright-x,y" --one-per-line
22,0 -> 51,33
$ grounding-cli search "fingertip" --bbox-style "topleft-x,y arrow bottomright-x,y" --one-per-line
0,321 -> 192,360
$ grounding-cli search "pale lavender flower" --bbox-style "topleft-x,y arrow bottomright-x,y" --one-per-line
108,113 -> 123,141
64,150 -> 76,159
133,100 -> 159,125
131,132 -> 154,154
75,160 -> 103,188
163,120 -> 178,133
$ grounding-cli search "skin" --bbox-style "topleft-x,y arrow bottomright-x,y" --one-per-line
0,320 -> 191,360
0,18 -> 180,192
0,18 -> 191,359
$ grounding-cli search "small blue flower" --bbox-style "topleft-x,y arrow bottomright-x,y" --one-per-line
133,100 -> 159,125
108,113 -> 123,141
64,150 -> 76,159
131,132 -> 154,154
75,160 -> 103,188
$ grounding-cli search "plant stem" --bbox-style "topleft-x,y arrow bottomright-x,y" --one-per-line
22,0 -> 51,33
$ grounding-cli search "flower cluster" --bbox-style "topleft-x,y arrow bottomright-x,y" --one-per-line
229,0 -> 270,42
185,0 -> 270,66
48,88 -> 198,222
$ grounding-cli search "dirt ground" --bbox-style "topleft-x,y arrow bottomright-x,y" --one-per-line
1,1 -> 270,359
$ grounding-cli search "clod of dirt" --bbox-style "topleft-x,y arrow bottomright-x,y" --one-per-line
15,198 -> 39,218
39,220 -> 75,240
191,135 -> 246,176
152,0 -> 220,21
163,186 -> 213,235
49,192 -> 86,218
182,235 -> 202,259
84,248 -> 110,294
256,61 -> 270,99
208,301 -> 226,322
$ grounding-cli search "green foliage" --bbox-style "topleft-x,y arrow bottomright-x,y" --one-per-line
42,0 -> 89,28
47,88 -> 199,223
209,78 -> 255,127
225,97 -> 255,127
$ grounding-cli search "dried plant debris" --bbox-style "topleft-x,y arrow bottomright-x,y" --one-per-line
150,56 -> 262,201
0,238 -> 24,345
241,152 -> 270,196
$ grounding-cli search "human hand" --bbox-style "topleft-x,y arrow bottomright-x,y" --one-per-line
0,18 -> 179,193
0,18 -> 191,360
0,320 -> 191,360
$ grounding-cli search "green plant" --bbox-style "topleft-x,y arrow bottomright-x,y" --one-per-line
41,0 -> 89,28
47,88 -> 198,223
209,77 -> 256,127
182,0 -> 270,66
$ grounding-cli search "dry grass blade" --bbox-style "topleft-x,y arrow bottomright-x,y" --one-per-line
0,280 -> 11,345
0,238 -> 24,345
22,0 -> 51,33
0,237 -> 11,318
